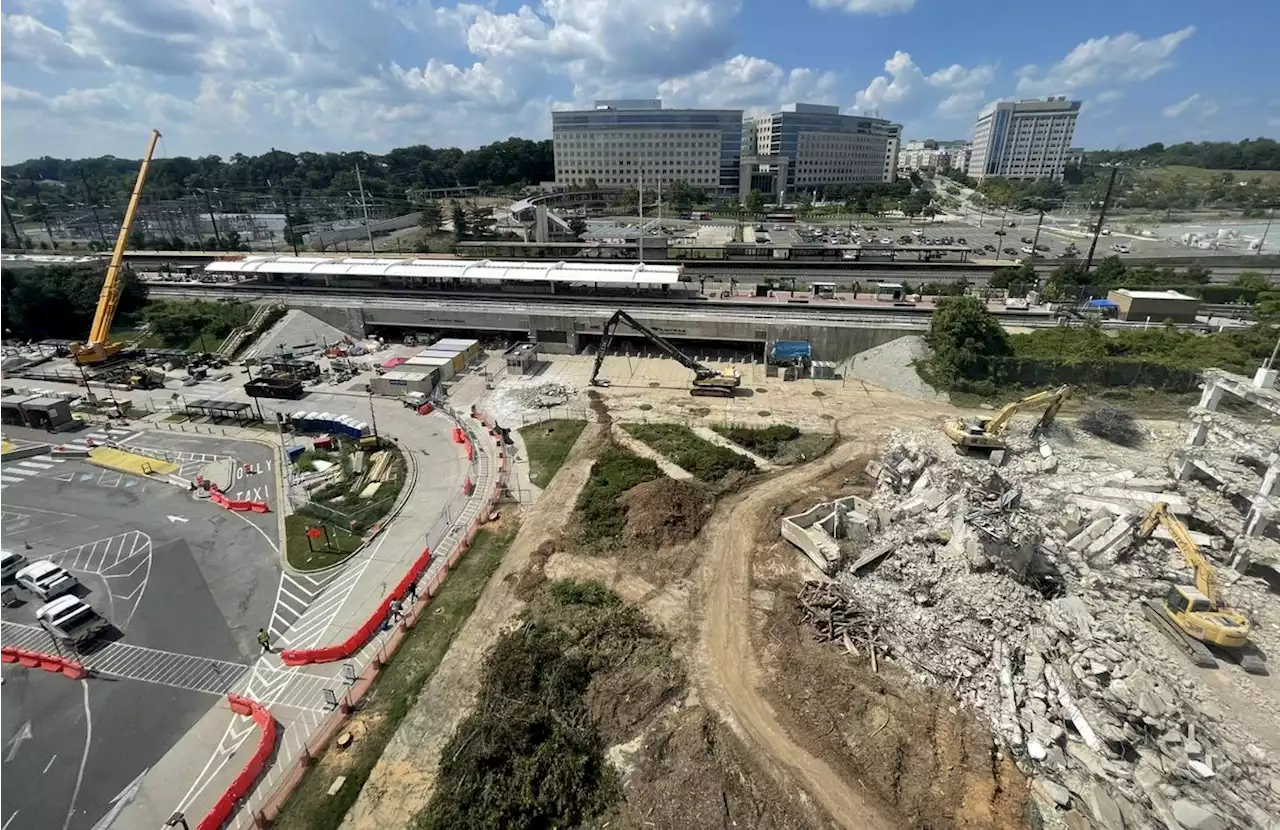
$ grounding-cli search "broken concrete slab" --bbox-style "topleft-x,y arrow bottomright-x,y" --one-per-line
1171,799 -> 1226,830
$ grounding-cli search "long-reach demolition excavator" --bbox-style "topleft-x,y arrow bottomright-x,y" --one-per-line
944,384 -> 1071,452
1132,502 -> 1265,674
589,309 -> 741,397
71,129 -> 161,365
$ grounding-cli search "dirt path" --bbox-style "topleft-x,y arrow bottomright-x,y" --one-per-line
695,439 -> 899,830
339,422 -> 608,830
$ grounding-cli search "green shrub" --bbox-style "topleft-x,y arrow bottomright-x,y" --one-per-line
713,424 -> 800,458
623,423 -> 756,482
576,446 -> 662,542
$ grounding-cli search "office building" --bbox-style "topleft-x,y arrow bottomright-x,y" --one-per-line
552,100 -> 743,197
967,97 -> 1080,181
898,139 -> 971,172
744,104 -> 900,202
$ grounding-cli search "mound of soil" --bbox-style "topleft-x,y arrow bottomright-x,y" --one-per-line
618,478 -> 713,546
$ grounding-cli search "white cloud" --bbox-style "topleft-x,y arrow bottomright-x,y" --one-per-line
1096,89 -> 1124,103
658,55 -> 839,112
1,13 -> 105,72
853,52 -> 993,116
809,0 -> 916,14
1162,93 -> 1218,119
1017,26 -> 1195,96
936,91 -> 984,119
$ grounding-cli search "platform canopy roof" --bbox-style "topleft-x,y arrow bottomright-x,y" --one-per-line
205,255 -> 682,286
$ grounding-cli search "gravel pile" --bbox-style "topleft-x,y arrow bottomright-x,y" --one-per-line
842,335 -> 946,402
487,381 -> 580,425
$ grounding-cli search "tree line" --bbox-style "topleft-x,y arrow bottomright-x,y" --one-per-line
2,265 -> 148,341
1,138 -> 555,214
1088,139 -> 1280,171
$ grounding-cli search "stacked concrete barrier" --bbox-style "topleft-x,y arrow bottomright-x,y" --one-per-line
0,646 -> 88,679
197,694 -> 278,830
208,487 -> 270,513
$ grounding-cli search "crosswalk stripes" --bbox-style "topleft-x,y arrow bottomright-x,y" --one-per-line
0,621 -> 261,697
273,560 -> 370,650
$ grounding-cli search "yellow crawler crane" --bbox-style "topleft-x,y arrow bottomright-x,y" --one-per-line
71,129 -> 161,365
1133,502 -> 1265,674
943,384 -> 1071,451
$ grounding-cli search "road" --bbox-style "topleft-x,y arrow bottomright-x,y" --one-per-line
695,439 -> 896,830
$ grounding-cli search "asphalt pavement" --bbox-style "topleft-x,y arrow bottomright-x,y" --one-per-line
0,427 -> 282,830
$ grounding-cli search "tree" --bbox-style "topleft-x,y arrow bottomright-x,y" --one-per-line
667,180 -> 698,211
620,186 -> 639,212
467,205 -> 497,238
744,189 -> 765,214
902,190 -> 929,223
989,263 -> 1037,290
583,177 -> 598,191
1092,255 -> 1128,287
451,202 -> 469,240
1,265 -> 149,341
796,193 -> 813,215
419,200 -> 444,233
567,216 -> 588,238
1234,271 -> 1271,292
926,295 -> 1011,387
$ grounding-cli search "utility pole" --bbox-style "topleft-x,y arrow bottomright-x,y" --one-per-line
355,165 -> 375,253
78,172 -> 111,249
637,169 -> 644,263
269,148 -> 300,256
202,189 -> 224,250
1084,167 -> 1119,273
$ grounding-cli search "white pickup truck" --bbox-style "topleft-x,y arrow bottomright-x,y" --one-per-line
15,561 -> 78,601
36,595 -> 110,648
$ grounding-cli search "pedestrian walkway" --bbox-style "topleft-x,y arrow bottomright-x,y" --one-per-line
1,621 -> 250,696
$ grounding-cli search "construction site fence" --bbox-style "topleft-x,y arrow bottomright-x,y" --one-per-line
208,486 -> 270,513
255,406 -> 505,824
0,646 -> 88,679
197,694 -> 278,830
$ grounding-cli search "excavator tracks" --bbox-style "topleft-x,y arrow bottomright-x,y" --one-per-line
1141,600 -> 1218,669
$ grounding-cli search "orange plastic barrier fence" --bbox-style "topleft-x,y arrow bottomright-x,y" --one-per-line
0,646 -> 87,679
196,694 -> 278,830
279,545 -> 433,666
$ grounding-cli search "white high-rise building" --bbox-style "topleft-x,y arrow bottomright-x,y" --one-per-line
967,97 -> 1081,181
898,139 -> 971,172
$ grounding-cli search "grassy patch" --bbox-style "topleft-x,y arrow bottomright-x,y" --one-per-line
284,514 -> 365,571
413,578 -> 681,830
519,419 -> 587,487
623,423 -> 756,483
576,444 -> 662,544
710,423 -> 833,465
270,522 -> 519,830
294,439 -> 406,535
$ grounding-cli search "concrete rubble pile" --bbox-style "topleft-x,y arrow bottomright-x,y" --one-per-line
508,382 -> 575,409
806,428 -> 1280,830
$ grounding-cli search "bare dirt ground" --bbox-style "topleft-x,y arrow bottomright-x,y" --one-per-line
341,364 -> 1033,830
339,422 -> 609,830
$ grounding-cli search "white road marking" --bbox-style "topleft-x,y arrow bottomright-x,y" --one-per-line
3,811 -> 17,830
4,721 -> 32,762
17,461 -> 53,470
61,680 -> 92,830
4,467 -> 38,477
42,754 -> 57,775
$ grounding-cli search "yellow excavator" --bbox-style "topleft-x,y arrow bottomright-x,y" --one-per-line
1133,502 -> 1265,674
71,129 -> 161,365
944,384 -> 1071,451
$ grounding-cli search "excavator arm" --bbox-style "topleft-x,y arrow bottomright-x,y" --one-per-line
1135,502 -> 1218,604
73,129 -> 161,364
985,384 -> 1071,435
590,309 -> 714,385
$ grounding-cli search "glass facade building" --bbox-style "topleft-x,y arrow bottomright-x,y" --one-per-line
749,103 -> 901,190
552,100 -> 744,196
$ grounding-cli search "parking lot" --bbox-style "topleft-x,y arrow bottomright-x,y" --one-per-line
1,427 -> 282,830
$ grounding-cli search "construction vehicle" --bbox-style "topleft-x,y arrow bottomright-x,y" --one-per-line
944,384 -> 1071,451
1132,503 -> 1265,674
71,129 -> 161,365
128,365 -> 166,390
589,309 -> 741,397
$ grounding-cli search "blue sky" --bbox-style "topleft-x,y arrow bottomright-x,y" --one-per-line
2,0 -> 1277,163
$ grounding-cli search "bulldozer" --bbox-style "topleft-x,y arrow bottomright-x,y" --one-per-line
1132,502 -> 1265,674
944,385 -> 1071,452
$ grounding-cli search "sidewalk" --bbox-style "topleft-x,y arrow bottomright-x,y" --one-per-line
112,394 -> 499,829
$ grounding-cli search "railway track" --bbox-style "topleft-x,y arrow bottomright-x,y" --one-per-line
148,282 -> 1183,331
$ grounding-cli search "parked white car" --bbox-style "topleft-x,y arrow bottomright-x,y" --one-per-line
1,549 -> 27,580
15,561 -> 78,601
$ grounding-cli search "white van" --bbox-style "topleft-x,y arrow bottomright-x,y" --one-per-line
1,550 -> 27,580
15,561 -> 78,601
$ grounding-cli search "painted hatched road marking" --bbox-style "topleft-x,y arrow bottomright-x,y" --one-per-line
17,461 -> 53,470
4,467 -> 38,477
1,621 -> 252,696
49,530 -> 150,573
267,569 -> 343,642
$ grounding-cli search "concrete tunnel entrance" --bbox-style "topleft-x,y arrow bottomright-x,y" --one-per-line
576,332 -> 765,365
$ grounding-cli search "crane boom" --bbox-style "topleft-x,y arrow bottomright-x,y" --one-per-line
73,128 -> 161,364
